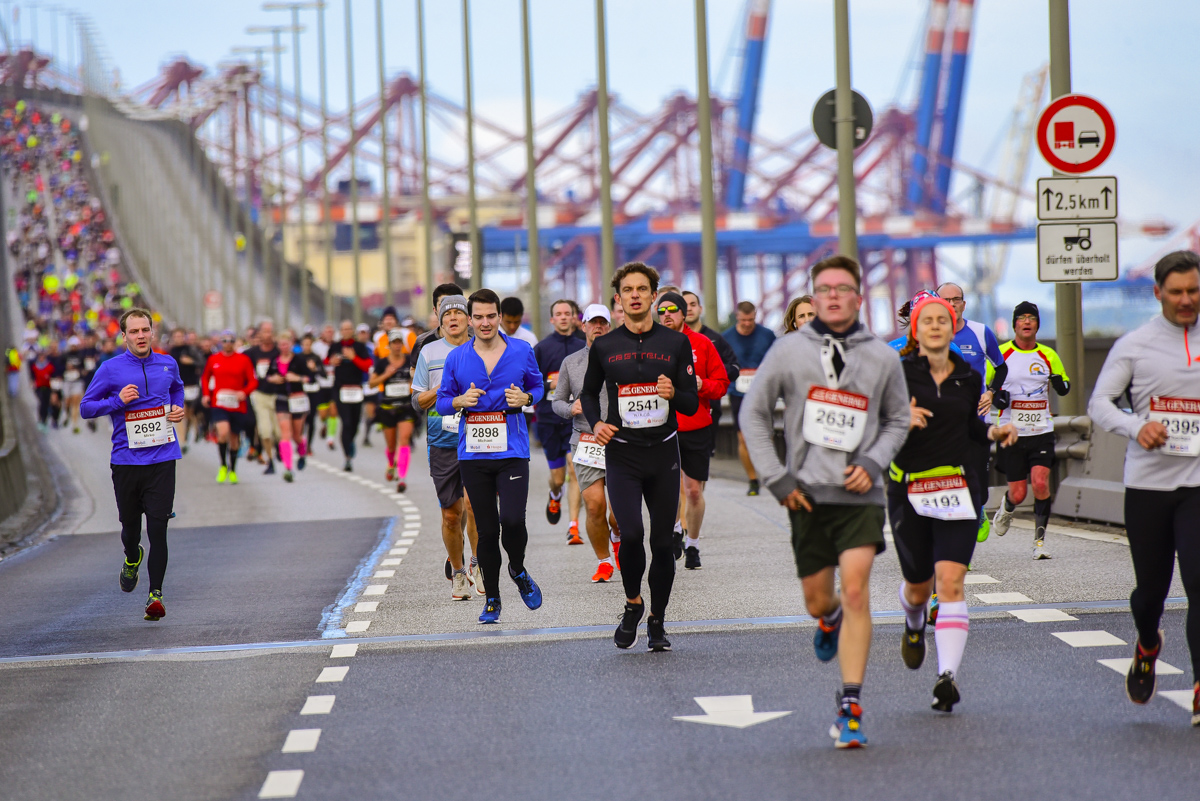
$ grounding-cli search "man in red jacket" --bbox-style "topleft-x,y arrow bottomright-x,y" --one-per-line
656,292 -> 729,569
200,330 -> 259,484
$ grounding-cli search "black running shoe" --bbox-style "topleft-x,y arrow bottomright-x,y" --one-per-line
343,459 -> 353,472
647,615 -> 671,652
684,546 -> 701,570
297,456 -> 306,471
614,601 -> 644,649
119,545 -> 144,593
546,495 -> 562,525
673,528 -> 685,560
931,671 -> 960,712
264,461 -> 275,475
1126,631 -> 1163,705
901,624 -> 926,670
747,479 -> 759,496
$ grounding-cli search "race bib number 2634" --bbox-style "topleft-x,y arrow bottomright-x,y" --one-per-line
801,387 -> 869,453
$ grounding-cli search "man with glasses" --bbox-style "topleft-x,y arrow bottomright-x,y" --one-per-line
739,254 -> 909,748
936,283 -> 1008,542
991,302 -> 1070,559
722,300 -> 774,496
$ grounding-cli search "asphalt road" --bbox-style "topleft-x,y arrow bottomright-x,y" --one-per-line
1,418 -> 1196,800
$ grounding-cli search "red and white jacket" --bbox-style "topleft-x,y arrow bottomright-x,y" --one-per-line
678,324 -> 730,432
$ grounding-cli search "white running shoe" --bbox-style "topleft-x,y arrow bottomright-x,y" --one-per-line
451,570 -> 472,600
1033,538 -> 1051,560
992,505 -> 1013,537
471,564 -> 485,595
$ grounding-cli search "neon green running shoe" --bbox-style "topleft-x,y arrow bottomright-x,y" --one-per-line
977,517 -> 991,543
216,465 -> 228,484
119,545 -> 143,593
144,590 -> 165,621
228,470 -> 239,485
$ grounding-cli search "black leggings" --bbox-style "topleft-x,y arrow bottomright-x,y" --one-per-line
605,438 -> 681,617
1125,486 -> 1200,677
460,457 -> 530,600
111,462 -> 176,592
36,385 -> 51,424
335,399 -> 362,459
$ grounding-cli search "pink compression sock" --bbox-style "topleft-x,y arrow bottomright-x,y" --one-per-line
396,446 -> 411,479
278,440 -> 293,471
298,440 -> 308,457
386,448 -> 396,468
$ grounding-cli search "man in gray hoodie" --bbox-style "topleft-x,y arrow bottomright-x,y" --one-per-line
739,254 -> 909,749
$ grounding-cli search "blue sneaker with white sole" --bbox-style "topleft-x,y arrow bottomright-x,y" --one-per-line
832,702 -> 867,749
510,568 -> 543,610
479,598 -> 501,624
813,615 -> 841,662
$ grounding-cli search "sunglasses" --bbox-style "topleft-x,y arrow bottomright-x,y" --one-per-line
657,304 -> 680,314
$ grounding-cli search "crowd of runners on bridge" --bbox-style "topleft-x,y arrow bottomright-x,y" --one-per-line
6,100 -> 1198,748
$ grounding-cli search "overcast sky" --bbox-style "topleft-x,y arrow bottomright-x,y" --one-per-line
14,0 -> 1200,316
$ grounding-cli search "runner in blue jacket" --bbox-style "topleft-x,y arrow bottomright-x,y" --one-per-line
80,309 -> 184,621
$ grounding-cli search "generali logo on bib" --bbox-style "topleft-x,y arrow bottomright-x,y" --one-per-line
619,384 -> 659,397
1152,396 -> 1200,414
125,406 -> 165,421
808,387 -> 868,410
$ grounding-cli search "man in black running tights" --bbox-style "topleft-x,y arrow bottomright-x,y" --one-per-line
581,262 -> 700,652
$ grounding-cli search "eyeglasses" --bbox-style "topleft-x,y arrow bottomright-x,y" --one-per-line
942,296 -> 965,304
1015,314 -> 1038,323
814,284 -> 859,297
657,304 -> 680,314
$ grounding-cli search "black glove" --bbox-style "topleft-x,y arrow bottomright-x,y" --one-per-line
1049,374 -> 1070,396
992,389 -> 1011,411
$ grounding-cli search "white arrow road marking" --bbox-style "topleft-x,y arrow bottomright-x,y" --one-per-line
1159,690 -> 1195,712
673,696 -> 792,729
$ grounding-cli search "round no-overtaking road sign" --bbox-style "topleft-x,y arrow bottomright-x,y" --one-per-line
1036,94 -> 1115,174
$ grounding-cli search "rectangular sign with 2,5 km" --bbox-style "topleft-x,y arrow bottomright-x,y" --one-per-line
1036,176 -> 1117,220
1037,221 -> 1118,282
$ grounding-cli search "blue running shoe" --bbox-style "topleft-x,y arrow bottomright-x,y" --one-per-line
813,616 -> 840,662
510,567 -> 543,610
479,597 -> 501,624
833,702 -> 867,749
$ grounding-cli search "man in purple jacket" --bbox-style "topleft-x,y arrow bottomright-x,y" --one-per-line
81,308 -> 185,621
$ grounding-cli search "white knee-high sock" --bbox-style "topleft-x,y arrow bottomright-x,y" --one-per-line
898,582 -> 926,630
934,600 -> 969,676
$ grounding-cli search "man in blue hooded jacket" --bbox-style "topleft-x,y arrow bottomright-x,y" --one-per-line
81,308 -> 185,621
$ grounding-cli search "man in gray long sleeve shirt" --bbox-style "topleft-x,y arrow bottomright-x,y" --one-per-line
738,255 -> 909,749
553,304 -> 619,582
1087,251 -> 1200,716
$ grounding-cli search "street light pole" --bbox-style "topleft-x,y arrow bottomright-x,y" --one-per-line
375,0 -> 393,310
318,1 -> 333,323
833,0 -> 858,260
345,0 -> 362,324
519,0 -> 540,336
594,0 -> 614,297
416,0 -> 434,314
1049,0 -> 1083,416
271,29 -> 287,326
693,0 -> 718,329
461,0 -> 480,292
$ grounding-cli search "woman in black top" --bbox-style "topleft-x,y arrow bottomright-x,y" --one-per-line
888,296 -> 1016,714
265,329 -> 313,482
368,329 -> 418,492
299,332 -> 327,455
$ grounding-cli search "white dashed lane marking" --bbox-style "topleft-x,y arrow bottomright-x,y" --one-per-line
330,644 -> 358,658
962,574 -> 1000,585
1052,630 -> 1127,648
316,666 -> 350,683
354,601 -> 379,612
345,621 -> 371,633
1008,608 -> 1077,623
373,570 -> 396,578
281,729 -> 322,753
381,558 -> 402,566
362,585 -> 387,596
391,548 -> 408,556
301,696 -> 336,715
258,770 -> 304,798
1097,657 -> 1183,676
1160,690 -> 1195,712
974,592 -> 1034,604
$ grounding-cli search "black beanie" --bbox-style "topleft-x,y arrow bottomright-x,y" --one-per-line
381,305 -> 399,321
1013,301 -> 1039,326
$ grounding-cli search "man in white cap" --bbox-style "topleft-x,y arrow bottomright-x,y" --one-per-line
553,303 -> 621,582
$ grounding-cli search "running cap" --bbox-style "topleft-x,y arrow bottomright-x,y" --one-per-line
380,305 -> 399,321
1013,301 -> 1040,325
355,323 -> 371,334
582,303 -> 611,323
66,335 -> 81,347
656,291 -> 687,314
911,295 -> 957,332
439,294 -> 468,322
387,328 -> 406,343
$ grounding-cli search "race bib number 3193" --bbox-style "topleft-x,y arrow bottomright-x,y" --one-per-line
802,387 -> 869,452
1150,396 -> 1200,457
907,475 -> 976,521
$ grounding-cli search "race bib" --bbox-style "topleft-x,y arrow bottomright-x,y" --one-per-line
50,378 -> 63,391
183,385 -> 200,402
802,387 -> 868,452
1149,396 -> 1200,457
125,405 -> 176,449
735,368 -> 756,394
573,433 -> 606,469
617,383 -> 668,429
907,474 -> 976,521
465,411 -> 507,453
63,369 -> 80,382
363,384 -> 380,397
1011,399 -> 1050,436
548,372 -> 560,387
441,411 -> 461,434
339,386 -> 365,404
215,389 -> 241,410
84,357 -> 96,371
255,360 -> 269,379
317,375 -> 334,388
287,393 -> 311,414
302,382 -> 319,393
385,381 -> 411,398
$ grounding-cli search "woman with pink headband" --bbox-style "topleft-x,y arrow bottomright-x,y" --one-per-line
887,294 -> 1017,714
